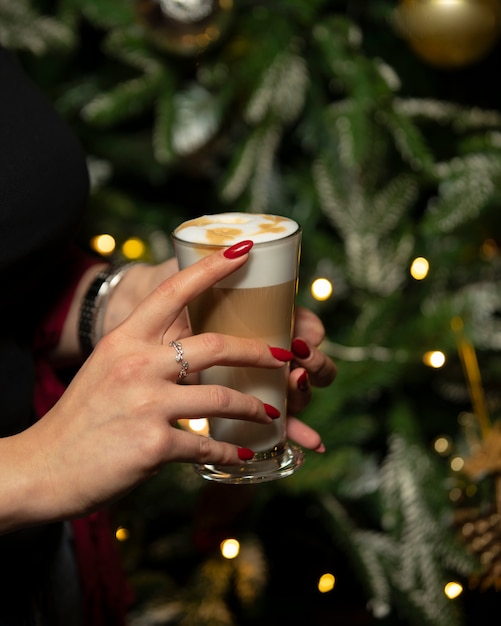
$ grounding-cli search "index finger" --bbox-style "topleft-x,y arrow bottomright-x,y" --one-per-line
123,241 -> 253,343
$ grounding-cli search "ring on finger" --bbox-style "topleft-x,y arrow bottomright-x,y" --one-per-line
169,340 -> 189,380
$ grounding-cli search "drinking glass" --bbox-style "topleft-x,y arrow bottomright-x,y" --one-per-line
172,213 -> 303,483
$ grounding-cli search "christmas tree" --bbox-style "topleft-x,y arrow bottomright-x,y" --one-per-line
3,0 -> 501,624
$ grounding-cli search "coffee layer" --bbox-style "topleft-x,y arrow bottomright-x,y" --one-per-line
188,281 -> 295,450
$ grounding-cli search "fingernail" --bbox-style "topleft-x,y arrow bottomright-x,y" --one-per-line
269,346 -> 294,361
315,442 -> 326,454
297,370 -> 309,392
223,240 -> 254,259
263,403 -> 281,419
292,338 -> 311,359
238,447 -> 255,461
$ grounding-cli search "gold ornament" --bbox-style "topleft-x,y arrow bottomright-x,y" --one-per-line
394,0 -> 501,69
135,0 -> 233,56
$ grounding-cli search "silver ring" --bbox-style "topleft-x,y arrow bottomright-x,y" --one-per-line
169,340 -> 189,380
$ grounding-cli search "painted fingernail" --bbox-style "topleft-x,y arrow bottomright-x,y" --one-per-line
297,370 -> 309,392
223,240 -> 254,259
269,346 -> 294,361
238,447 -> 255,461
292,338 -> 311,359
263,403 -> 281,419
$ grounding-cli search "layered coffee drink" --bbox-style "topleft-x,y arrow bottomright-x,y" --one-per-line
172,213 -> 303,482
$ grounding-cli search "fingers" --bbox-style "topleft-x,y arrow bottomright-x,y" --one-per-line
166,333 -> 291,378
165,426 -> 254,465
286,371 -> 325,453
286,366 -> 311,415
292,307 -> 337,388
293,306 -> 327,347
286,416 -> 324,452
291,337 -> 337,388
166,382 -> 278,423
123,243 -> 252,343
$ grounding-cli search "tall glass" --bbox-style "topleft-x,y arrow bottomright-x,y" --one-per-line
172,213 -> 304,483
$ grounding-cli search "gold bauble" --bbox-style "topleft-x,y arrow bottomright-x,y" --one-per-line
394,0 -> 501,69
135,0 -> 233,56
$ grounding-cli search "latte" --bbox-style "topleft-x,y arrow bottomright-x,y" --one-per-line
172,213 -> 303,481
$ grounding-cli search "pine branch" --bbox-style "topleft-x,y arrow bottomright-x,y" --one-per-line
245,50 -> 309,126
0,0 -> 74,54
424,155 -> 501,234
82,70 -> 165,127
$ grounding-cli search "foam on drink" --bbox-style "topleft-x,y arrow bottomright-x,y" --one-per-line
173,212 -> 299,245
173,213 -> 300,289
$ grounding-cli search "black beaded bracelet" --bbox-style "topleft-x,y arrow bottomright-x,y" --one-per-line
78,262 -> 136,355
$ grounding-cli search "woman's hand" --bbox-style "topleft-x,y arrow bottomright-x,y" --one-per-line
104,261 -> 337,453
6,243 -> 292,529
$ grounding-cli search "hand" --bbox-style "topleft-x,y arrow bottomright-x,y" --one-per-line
15,243 -> 292,525
286,307 -> 337,452
106,263 -> 337,453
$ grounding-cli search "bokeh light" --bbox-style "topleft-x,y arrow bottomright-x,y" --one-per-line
444,581 -> 463,600
91,233 -> 116,256
450,456 -> 464,472
410,257 -> 429,280
115,526 -> 130,542
423,351 -> 446,368
220,538 -> 240,559
433,436 -> 452,455
318,572 -> 336,593
311,278 -> 333,301
122,237 -> 146,260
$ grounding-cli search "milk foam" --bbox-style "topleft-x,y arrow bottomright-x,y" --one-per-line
173,213 -> 299,245
173,213 -> 301,289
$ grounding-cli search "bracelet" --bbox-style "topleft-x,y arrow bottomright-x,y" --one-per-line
78,262 -> 137,355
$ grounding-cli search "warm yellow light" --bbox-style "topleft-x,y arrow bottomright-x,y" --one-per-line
188,418 -> 209,434
115,526 -> 130,542
444,581 -> 463,600
122,237 -> 146,260
450,456 -> 464,472
423,351 -> 446,368
433,436 -> 451,455
410,257 -> 429,280
91,234 -> 116,256
318,573 -> 336,593
311,278 -> 333,301
220,538 -> 240,559
177,418 -> 209,436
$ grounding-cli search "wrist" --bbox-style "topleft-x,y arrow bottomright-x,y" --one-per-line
78,261 -> 141,355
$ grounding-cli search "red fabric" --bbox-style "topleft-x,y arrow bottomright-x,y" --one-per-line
32,248 -> 133,626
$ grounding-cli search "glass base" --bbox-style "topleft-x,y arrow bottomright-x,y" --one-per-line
194,443 -> 304,484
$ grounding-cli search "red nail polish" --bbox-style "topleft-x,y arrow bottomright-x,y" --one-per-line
269,346 -> 294,361
297,370 -> 309,392
238,447 -> 255,461
292,338 -> 311,359
223,240 -> 254,259
263,403 -> 281,419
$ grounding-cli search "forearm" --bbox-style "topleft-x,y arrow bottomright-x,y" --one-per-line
0,429 -> 55,534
